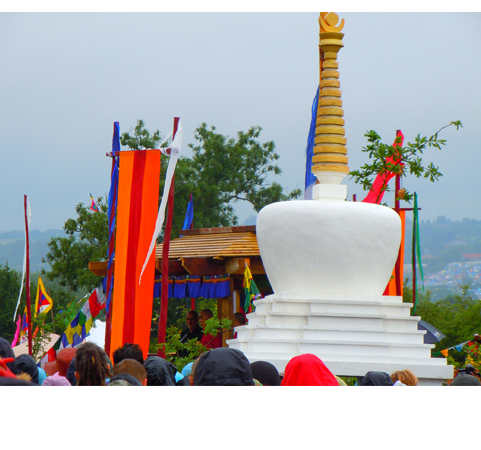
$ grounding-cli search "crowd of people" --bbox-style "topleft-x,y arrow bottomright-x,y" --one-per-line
1,309 -> 480,386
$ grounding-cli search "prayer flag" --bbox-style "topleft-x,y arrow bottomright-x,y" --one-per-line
89,193 -> 99,213
35,277 -> 53,316
440,349 -> 449,357
11,315 -> 21,347
182,193 -> 194,231
88,283 -> 106,319
243,265 -> 261,314
20,307 -> 28,344
304,86 -> 319,200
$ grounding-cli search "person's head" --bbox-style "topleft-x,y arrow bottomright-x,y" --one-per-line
360,371 -> 393,386
0,337 -> 15,360
13,354 -> 39,384
199,309 -> 213,329
56,348 -> 76,377
112,343 -> 144,366
250,361 -> 281,386
391,369 -> 418,386
75,342 -> 109,386
232,313 -> 246,328
114,358 -> 147,386
185,310 -> 199,332
144,356 -> 177,386
193,348 -> 255,386
281,354 -> 339,386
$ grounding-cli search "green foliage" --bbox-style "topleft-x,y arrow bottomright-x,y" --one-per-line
121,120 -> 302,239
120,119 -> 163,150
349,121 -> 462,204
156,317 -> 232,372
0,263 -> 21,342
415,285 -> 481,353
42,199 -> 108,294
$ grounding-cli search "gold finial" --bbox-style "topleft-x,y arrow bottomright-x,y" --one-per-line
319,12 -> 345,33
312,12 -> 348,184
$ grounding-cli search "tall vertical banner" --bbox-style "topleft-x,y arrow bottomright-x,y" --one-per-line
110,150 -> 161,360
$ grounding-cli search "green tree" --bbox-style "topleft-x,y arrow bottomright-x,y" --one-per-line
121,120 -> 302,239
0,263 -> 22,342
414,286 -> 481,353
349,121 -> 462,204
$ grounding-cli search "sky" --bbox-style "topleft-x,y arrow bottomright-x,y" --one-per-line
1,9 -> 480,232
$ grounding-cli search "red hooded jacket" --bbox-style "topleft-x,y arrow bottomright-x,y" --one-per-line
281,354 -> 339,386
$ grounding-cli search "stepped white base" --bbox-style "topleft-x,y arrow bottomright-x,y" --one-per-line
228,293 -> 453,386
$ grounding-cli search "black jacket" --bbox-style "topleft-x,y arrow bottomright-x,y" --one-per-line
144,356 -> 177,386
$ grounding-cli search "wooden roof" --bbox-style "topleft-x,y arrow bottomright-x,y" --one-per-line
156,230 -> 259,260
89,225 -> 265,277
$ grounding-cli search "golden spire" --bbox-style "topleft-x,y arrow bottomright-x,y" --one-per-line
312,12 -> 348,184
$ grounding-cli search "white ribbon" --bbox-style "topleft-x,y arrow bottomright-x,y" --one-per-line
139,120 -> 182,284
13,197 -> 31,320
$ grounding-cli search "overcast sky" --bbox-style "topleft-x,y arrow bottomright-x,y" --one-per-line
0,11 -> 480,232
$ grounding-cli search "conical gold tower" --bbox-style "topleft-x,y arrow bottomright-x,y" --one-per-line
312,12 -> 348,185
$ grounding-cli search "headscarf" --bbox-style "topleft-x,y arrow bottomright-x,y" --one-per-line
42,372 -> 71,386
193,348 -> 255,386
250,361 -> 281,386
13,354 -> 39,384
359,371 -> 393,386
281,354 -> 339,386
144,356 -> 177,386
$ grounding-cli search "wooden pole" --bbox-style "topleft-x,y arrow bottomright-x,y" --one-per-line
158,117 -> 179,357
24,195 -> 33,357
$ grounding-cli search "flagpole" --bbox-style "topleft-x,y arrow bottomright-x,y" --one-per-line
158,117 -> 179,357
394,130 -> 402,297
24,195 -> 33,357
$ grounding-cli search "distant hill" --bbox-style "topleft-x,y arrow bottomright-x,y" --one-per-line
0,229 -> 65,273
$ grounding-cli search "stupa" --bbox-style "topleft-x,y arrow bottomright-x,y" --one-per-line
227,13 -> 453,386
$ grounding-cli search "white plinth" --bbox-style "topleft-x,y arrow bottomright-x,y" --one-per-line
228,294 -> 453,384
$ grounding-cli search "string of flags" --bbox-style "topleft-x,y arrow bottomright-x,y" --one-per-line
433,334 -> 480,358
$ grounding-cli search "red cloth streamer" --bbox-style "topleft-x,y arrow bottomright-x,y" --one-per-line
362,131 -> 404,204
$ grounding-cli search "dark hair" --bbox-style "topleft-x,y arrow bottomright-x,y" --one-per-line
112,343 -> 144,366
233,313 -> 246,325
186,310 -> 199,319
114,358 -> 147,384
75,342 -> 109,386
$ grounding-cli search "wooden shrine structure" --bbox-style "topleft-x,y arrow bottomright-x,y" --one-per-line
89,225 -> 269,346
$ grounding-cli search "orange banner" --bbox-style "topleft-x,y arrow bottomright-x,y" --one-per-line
384,210 -> 405,297
110,150 -> 161,360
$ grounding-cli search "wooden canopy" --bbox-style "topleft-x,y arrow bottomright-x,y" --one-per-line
89,225 -> 265,277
